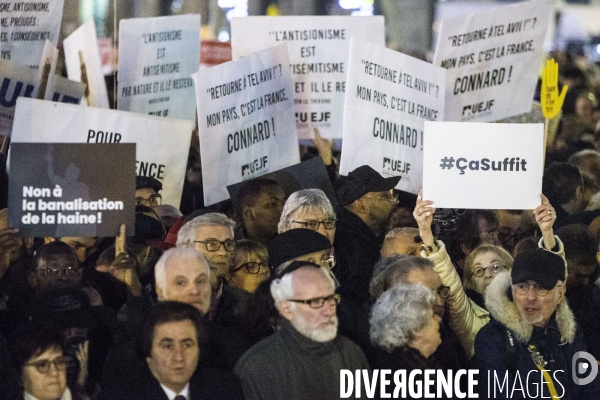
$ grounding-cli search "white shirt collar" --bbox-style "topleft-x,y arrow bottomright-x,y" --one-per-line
25,387 -> 72,400
160,382 -> 190,400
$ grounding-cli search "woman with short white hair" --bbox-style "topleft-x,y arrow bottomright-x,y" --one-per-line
370,283 -> 442,372
277,189 -> 336,244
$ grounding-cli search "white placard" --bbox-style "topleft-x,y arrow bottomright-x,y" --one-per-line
433,0 -> 551,122
193,43 -> 299,206
0,60 -> 84,137
339,39 -> 446,195
0,0 -> 65,68
118,14 -> 200,121
422,122 -> 543,209
231,16 -> 384,139
11,97 -> 192,207
63,19 -> 110,108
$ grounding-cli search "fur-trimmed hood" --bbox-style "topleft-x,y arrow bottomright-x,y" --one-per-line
484,271 -> 576,344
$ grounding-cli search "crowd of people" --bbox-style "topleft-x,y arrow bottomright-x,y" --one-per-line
0,49 -> 600,400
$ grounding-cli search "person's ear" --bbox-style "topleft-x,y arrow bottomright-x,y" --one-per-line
27,271 -> 38,289
352,198 -> 368,215
596,251 -> 600,264
243,206 -> 254,220
276,300 -> 293,322
155,285 -> 165,302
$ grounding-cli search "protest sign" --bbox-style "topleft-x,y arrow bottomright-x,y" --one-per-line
432,0 -> 551,122
0,0 -> 65,68
339,39 -> 446,195
231,16 -> 384,139
0,59 -> 84,137
227,157 -> 336,208
63,19 -> 110,108
193,43 -> 299,206
8,143 -> 135,237
36,40 -> 58,100
422,121 -> 543,209
118,14 -> 200,121
10,97 -> 192,207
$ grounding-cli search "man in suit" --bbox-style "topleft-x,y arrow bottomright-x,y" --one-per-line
100,301 -> 242,399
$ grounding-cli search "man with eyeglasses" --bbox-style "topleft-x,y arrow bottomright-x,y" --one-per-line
29,241 -> 83,293
333,165 -> 400,306
177,213 -> 249,328
135,176 -> 163,212
234,262 -> 369,400
472,249 -> 600,398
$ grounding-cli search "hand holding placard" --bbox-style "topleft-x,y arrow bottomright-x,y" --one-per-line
541,59 -> 568,119
533,194 -> 557,250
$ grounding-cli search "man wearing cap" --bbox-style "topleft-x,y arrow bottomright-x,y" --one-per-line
472,249 -> 600,398
136,176 -> 163,214
333,165 -> 400,306
234,262 -> 369,400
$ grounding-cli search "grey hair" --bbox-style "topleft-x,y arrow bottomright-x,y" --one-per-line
176,212 -> 236,247
384,227 -> 419,239
369,255 -> 435,301
155,247 -> 211,295
277,189 -> 335,233
270,265 -> 335,303
370,283 -> 435,351
568,149 -> 600,165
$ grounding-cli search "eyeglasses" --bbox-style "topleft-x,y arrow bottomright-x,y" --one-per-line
291,219 -> 336,230
193,239 -> 236,252
513,281 -> 552,297
136,194 -> 162,208
287,293 -> 341,309
36,267 -> 81,277
363,195 -> 398,205
233,261 -> 270,275
319,255 -> 335,270
434,286 -> 450,299
25,356 -> 69,374
472,262 -> 507,278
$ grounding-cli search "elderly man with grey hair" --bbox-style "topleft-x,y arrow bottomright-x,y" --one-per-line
102,247 -> 252,387
234,261 -> 369,400
370,283 -> 441,369
177,212 -> 249,326
277,188 -> 336,244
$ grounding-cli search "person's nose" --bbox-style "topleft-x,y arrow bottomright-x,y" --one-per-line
173,345 -> 185,362
484,267 -> 495,279
525,286 -> 537,301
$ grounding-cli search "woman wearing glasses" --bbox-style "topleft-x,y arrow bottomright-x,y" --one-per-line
413,191 -> 564,357
9,322 -> 88,400
228,239 -> 271,293
277,189 -> 337,244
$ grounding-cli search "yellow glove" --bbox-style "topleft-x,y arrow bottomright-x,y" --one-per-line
541,59 -> 568,119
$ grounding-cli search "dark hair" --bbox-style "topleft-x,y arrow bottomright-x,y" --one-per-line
235,178 -> 282,221
556,224 -> 596,266
31,241 -> 79,272
513,236 -> 540,258
542,162 -> 582,206
8,322 -> 66,372
456,209 -> 499,252
242,278 -> 281,343
138,301 -> 206,360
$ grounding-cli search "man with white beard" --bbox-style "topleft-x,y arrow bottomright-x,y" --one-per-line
234,261 -> 370,400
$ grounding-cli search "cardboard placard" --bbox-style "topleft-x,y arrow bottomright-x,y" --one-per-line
227,157 -> 336,207
432,0 -> 551,122
10,97 -> 192,207
193,43 -> 299,206
0,0 -> 65,68
63,19 -> 110,108
118,14 -> 200,121
339,38 -> 446,195
231,16 -> 385,139
8,143 -> 135,237
422,122 -> 543,209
